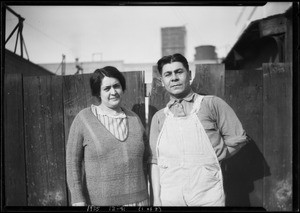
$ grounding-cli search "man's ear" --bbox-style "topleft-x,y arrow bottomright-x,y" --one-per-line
189,70 -> 192,80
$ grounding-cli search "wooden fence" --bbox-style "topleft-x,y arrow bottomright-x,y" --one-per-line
4,63 -> 293,211
4,71 -> 145,207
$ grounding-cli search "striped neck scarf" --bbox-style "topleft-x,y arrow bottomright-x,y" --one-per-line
91,104 -> 128,141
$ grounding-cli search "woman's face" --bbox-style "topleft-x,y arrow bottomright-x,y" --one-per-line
100,76 -> 124,109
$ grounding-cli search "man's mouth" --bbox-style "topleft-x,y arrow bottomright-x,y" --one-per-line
171,84 -> 182,88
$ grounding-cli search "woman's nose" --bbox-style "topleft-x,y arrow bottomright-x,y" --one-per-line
110,88 -> 117,94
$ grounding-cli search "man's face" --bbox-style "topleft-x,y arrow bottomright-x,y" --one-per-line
161,61 -> 191,99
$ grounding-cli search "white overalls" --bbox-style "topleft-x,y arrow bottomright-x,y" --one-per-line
156,95 -> 225,206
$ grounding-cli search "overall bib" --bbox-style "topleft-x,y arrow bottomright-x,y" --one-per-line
156,95 -> 225,206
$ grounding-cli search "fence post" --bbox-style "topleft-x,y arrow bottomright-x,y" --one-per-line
4,74 -> 27,206
23,75 -> 67,206
191,64 -> 225,98
263,63 -> 292,211
223,69 -> 265,207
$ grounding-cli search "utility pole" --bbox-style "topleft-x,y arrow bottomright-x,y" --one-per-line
61,54 -> 66,76
5,6 -> 29,60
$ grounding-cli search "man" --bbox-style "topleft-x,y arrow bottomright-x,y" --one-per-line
149,53 -> 248,206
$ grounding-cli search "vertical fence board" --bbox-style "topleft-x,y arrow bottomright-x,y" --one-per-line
191,64 -> 225,98
149,66 -> 170,114
4,74 -> 27,206
23,75 -> 67,206
63,74 -> 96,142
63,74 -> 95,205
224,69 -> 263,150
223,69 -> 266,207
263,63 -> 292,211
123,71 -> 146,126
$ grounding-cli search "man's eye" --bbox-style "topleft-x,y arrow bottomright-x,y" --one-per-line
164,73 -> 171,77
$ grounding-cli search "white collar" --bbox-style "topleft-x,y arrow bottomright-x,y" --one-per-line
91,104 -> 127,118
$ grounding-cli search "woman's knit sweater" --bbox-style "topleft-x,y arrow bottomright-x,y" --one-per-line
66,107 -> 149,206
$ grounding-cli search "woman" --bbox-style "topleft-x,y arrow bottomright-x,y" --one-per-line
66,66 -> 149,206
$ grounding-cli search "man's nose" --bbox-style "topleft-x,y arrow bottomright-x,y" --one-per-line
171,73 -> 179,81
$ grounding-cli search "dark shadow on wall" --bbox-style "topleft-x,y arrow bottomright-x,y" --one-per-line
221,136 -> 271,206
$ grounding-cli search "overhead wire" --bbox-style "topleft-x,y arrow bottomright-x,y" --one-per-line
6,10 -> 74,56
24,21 -> 73,52
5,8 -> 74,67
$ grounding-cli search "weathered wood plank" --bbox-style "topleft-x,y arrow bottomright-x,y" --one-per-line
224,69 -> 263,150
149,65 -> 170,110
4,74 -> 27,206
63,74 -> 94,206
63,74 -> 95,142
23,75 -> 67,206
259,16 -> 287,37
191,64 -> 225,98
223,69 -> 266,207
123,71 -> 146,126
263,63 -> 292,211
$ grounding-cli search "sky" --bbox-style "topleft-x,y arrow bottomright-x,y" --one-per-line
5,4 -> 264,64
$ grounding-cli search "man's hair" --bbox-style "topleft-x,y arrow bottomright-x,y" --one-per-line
90,66 -> 126,100
157,53 -> 189,75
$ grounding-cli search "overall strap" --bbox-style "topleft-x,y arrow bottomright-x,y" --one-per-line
190,95 -> 204,114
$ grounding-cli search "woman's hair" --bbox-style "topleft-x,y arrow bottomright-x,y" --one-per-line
90,66 -> 126,99
157,53 -> 189,75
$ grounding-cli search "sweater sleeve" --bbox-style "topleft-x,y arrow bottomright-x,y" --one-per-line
210,96 -> 249,157
66,113 -> 86,204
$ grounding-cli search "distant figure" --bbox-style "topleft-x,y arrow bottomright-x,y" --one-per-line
149,53 -> 249,206
66,66 -> 149,206
75,58 -> 83,75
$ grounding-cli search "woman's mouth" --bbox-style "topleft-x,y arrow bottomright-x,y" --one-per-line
110,96 -> 119,100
